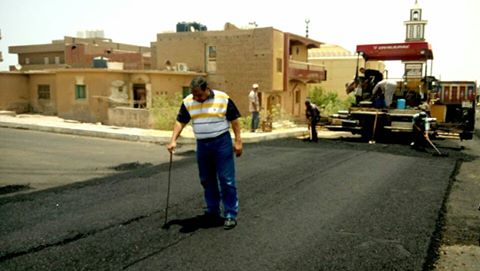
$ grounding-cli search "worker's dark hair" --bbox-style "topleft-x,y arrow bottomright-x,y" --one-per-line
190,76 -> 208,91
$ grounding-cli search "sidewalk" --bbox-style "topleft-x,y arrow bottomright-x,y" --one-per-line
0,112 -> 356,144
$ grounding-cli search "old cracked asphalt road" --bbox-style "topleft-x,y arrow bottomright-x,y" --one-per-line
1,127 -> 470,270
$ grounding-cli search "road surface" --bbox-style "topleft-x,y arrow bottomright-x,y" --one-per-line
0,128 -> 464,270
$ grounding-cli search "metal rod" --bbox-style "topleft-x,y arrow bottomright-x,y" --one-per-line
163,152 -> 173,226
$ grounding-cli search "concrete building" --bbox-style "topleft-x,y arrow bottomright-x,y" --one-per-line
152,24 -> 327,121
9,36 -> 151,71
0,69 -> 201,128
3,24 -> 326,127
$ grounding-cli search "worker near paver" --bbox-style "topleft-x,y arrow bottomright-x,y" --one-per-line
305,99 -> 320,142
248,83 -> 260,132
360,67 -> 383,97
167,76 -> 243,230
371,79 -> 397,108
345,78 -> 363,105
411,108 -> 430,151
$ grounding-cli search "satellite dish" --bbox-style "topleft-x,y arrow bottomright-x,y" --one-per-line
15,64 -> 22,71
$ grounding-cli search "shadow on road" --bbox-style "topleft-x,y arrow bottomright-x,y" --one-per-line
163,214 -> 224,233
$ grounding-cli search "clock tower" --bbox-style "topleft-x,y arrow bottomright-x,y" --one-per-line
404,1 -> 428,79
404,0 -> 427,41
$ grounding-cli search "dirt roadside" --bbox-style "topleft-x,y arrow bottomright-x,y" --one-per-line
433,125 -> 480,270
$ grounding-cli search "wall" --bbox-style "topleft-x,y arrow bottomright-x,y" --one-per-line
108,72 -> 200,128
272,31 -> 285,92
108,107 -> 152,128
154,32 -> 206,72
149,72 -> 194,98
310,57 -> 364,99
310,56 -> 385,99
28,73 -> 57,114
55,70 -> 129,123
0,69 -> 201,128
0,72 -> 29,112
154,27 -> 277,117
11,37 -> 150,70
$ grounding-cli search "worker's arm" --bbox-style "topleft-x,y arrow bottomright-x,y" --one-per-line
230,118 -> 243,157
167,121 -> 186,153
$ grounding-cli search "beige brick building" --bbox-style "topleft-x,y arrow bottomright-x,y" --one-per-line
152,24 -> 326,121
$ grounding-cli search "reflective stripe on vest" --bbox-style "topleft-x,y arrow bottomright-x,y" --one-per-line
183,90 -> 230,139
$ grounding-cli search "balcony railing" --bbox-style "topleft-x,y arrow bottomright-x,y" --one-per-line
288,60 -> 326,82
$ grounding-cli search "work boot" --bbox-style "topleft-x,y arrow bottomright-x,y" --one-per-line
224,218 -> 237,230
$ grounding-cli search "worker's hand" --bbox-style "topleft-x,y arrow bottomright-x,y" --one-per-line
167,141 -> 177,154
233,140 -> 243,157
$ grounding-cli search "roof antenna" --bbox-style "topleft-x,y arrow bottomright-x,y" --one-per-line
305,19 -> 310,38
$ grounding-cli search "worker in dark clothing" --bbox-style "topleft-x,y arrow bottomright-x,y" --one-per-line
305,100 -> 321,142
411,111 -> 429,151
360,67 -> 383,97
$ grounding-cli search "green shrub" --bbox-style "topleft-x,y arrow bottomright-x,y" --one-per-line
238,115 -> 252,131
308,86 -> 353,116
150,94 -> 182,130
266,103 -> 293,123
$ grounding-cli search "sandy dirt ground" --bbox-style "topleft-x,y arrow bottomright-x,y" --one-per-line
433,123 -> 480,270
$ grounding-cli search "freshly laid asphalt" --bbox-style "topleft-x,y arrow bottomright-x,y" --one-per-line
0,113 -> 480,270
0,112 -> 355,195
0,134 -> 455,270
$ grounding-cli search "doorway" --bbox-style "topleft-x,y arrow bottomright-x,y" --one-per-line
133,84 -> 146,108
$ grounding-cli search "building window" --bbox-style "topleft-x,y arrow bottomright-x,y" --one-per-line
206,45 -> 217,73
38,85 -> 50,99
75,84 -> 87,99
295,90 -> 301,104
55,56 -> 60,64
208,46 -> 217,60
44,57 -> 49,65
276,58 -> 283,72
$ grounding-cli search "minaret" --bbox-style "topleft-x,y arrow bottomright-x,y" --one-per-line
404,0 -> 427,41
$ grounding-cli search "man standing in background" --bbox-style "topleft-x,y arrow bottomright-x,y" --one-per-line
248,83 -> 260,132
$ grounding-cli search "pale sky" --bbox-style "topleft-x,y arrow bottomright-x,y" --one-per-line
1,0 -> 479,83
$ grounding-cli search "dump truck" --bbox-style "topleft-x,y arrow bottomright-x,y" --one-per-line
326,42 -> 477,142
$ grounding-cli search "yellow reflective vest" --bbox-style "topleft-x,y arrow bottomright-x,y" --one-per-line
183,90 -> 230,139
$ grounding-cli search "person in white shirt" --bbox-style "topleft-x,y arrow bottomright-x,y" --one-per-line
248,83 -> 260,132
371,79 -> 397,108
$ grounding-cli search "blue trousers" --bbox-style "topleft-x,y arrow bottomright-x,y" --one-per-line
251,111 -> 259,132
196,132 -> 238,219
